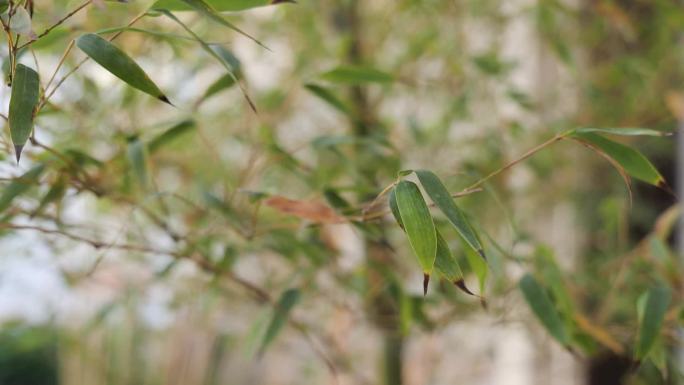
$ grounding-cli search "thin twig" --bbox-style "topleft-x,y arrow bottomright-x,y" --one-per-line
17,0 -> 93,50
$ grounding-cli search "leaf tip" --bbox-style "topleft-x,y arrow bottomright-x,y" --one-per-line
477,249 -> 487,260
158,95 -> 174,106
14,145 -> 24,163
454,279 -> 475,296
423,273 -> 430,296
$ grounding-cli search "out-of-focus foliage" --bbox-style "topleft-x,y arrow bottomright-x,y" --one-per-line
0,0 -> 681,384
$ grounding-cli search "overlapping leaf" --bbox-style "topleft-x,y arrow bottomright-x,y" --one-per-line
394,181 -> 437,275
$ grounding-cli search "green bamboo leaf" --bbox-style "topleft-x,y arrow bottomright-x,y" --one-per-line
9,64 -> 40,162
519,274 -> 569,346
571,127 -> 670,137
415,170 -> 485,259
0,164 -> 45,213
197,74 -> 237,104
321,66 -> 394,85
168,0 -> 267,49
0,1 -> 8,14
390,189 -> 472,295
394,181 -> 437,276
148,119 -> 196,153
158,10 -> 255,112
127,140 -> 148,189
259,288 -> 300,354
571,132 -> 666,188
434,231 -> 474,295
304,84 -> 350,114
152,0 -> 291,12
76,33 -> 171,104
464,240 -> 487,294
534,246 -> 574,318
635,285 -> 671,360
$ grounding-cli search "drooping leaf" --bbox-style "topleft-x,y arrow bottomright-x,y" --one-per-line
571,127 -> 671,137
304,84 -> 350,114
519,274 -> 569,346
9,64 -> 40,162
197,74 -> 237,104
321,66 -> 394,85
158,10 -> 255,111
259,288 -> 300,354
394,181 -> 437,275
464,240 -> 487,294
127,140 -> 148,189
148,119 -> 195,153
415,170 -> 485,259
152,0 -> 291,12
635,285 -> 671,360
434,231 -> 474,295
166,0 -> 266,49
0,164 -> 45,213
76,33 -> 171,104
570,132 -> 666,188
390,190 -> 472,295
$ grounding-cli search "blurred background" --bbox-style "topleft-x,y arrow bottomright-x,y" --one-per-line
0,0 -> 682,384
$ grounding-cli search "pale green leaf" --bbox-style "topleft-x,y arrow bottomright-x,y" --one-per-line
260,288 -> 300,354
0,164 -> 45,213
519,274 -> 569,345
321,66 -> 394,85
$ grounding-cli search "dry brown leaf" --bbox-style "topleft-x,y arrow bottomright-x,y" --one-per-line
665,91 -> 684,121
264,196 -> 345,224
574,314 -> 625,355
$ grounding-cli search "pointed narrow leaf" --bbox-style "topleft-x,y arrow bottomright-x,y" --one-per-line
321,66 -> 394,85
76,33 -> 170,104
260,288 -> 300,354
415,170 -> 485,259
572,127 -> 671,137
152,0 -> 290,12
390,190 -> 472,295
0,164 -> 45,213
635,285 -> 671,360
395,181 -> 436,274
304,84 -> 350,114
148,120 -> 195,153
519,274 -> 569,345
127,140 -> 148,189
159,10 -> 255,112
9,64 -> 40,161
173,0 -> 267,49
570,132 -> 666,187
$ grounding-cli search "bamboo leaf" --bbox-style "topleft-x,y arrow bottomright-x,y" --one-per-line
152,0 -> 291,12
158,10 -> 255,112
127,140 -> 148,189
434,231 -> 474,295
0,164 -> 45,213
390,190 -> 472,295
148,119 -> 196,153
9,64 -> 40,162
394,181 -> 437,277
519,274 -> 569,346
168,0 -> 267,49
570,132 -> 666,188
415,170 -> 485,259
571,127 -> 671,137
76,33 -> 171,104
321,66 -> 394,85
635,285 -> 671,360
304,84 -> 350,114
260,288 -> 300,354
